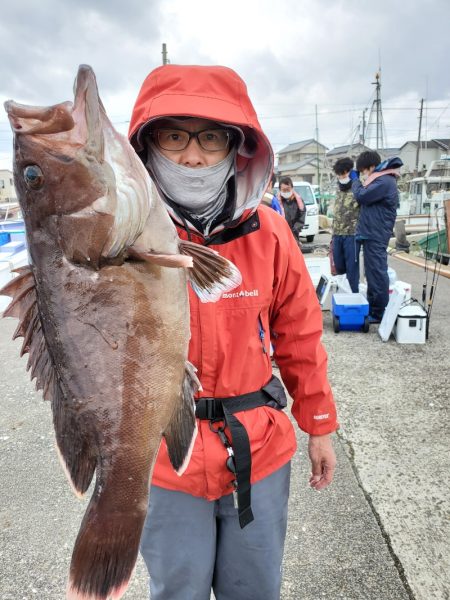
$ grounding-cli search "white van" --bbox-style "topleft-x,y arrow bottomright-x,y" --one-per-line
293,181 -> 319,242
274,180 -> 320,242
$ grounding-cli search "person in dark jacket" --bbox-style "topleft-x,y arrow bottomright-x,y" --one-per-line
332,157 -> 360,292
278,176 -> 306,245
261,173 -> 283,214
351,151 -> 402,322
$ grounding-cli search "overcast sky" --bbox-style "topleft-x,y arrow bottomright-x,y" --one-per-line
1,0 -> 449,169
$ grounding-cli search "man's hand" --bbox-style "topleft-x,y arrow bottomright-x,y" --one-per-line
308,433 -> 336,490
349,169 -> 359,181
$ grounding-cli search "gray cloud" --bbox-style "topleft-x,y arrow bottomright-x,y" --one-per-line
0,0 -> 449,165
0,1 -> 165,101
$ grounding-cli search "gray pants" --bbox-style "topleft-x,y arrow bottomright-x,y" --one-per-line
140,462 -> 291,600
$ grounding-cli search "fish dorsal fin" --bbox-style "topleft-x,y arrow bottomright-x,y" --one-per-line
2,267 -> 53,390
1,267 -> 96,496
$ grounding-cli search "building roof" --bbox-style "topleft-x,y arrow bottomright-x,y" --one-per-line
278,138 -> 328,155
399,139 -> 450,151
326,143 -> 370,156
379,147 -> 400,157
277,156 -> 321,173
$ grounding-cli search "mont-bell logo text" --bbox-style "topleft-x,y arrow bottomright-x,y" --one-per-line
222,289 -> 259,299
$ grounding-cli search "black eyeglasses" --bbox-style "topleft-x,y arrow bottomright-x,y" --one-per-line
151,127 -> 233,152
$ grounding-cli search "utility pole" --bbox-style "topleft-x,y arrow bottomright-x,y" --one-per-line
162,43 -> 169,65
415,98 -> 424,176
315,104 -> 320,187
374,72 -> 381,149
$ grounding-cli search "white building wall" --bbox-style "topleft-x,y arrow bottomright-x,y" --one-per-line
399,144 -> 440,174
0,169 -> 17,202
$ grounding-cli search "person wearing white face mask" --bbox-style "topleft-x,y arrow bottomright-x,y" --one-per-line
277,176 -> 306,246
331,158 -> 361,292
128,64 -> 338,600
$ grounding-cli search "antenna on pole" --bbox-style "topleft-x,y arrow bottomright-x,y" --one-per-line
162,43 -> 169,65
366,70 -> 387,150
375,72 -> 381,149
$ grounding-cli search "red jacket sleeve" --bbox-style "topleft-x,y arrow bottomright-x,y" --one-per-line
269,220 -> 338,435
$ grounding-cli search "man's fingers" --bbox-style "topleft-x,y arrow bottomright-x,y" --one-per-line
309,462 -> 336,490
308,433 -> 337,490
309,473 -> 322,486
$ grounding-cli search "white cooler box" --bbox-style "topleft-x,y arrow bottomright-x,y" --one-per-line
360,280 -> 412,300
394,305 -> 427,344
305,256 -> 331,288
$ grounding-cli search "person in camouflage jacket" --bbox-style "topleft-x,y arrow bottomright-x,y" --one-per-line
332,158 -> 360,292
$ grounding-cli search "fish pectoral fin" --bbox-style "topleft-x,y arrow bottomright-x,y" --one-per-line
1,266 -> 96,496
164,361 -> 201,476
127,246 -> 193,268
179,240 -> 242,303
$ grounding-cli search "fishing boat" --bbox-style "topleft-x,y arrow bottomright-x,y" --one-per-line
0,213 -> 28,313
396,157 -> 450,233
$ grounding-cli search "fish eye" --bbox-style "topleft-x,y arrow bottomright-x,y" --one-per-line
23,165 -> 44,190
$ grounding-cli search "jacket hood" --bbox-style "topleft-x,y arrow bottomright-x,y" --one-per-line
375,156 -> 403,172
129,65 -> 273,236
364,156 -> 403,188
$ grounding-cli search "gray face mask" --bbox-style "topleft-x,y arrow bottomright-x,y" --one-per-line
146,144 -> 235,234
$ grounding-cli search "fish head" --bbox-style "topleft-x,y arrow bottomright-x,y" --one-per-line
5,65 -> 152,267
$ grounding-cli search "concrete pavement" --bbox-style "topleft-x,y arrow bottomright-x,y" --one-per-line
0,253 -> 448,599
325,254 -> 450,600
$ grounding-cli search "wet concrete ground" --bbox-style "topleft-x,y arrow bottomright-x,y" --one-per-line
0,253 -> 448,599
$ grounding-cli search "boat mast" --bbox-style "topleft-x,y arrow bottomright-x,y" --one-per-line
415,99 -> 424,176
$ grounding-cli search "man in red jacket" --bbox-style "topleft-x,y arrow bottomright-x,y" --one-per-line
129,65 -> 338,600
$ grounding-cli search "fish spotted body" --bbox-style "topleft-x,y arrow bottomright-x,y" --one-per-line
2,65 -> 241,599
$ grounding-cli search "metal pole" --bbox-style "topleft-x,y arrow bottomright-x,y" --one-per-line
415,99 -> 424,176
162,43 -> 168,65
375,73 -> 380,150
315,104 -> 320,187
362,109 -> 367,145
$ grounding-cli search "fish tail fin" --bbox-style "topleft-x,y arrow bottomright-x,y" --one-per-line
179,240 -> 242,303
164,361 -> 200,475
67,502 -> 145,600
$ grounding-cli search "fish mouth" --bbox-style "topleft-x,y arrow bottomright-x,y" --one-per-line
73,64 -> 98,106
4,64 -> 104,160
4,98 -> 75,135
72,64 -> 105,160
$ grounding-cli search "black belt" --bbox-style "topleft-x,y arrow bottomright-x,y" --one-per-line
195,375 -> 287,528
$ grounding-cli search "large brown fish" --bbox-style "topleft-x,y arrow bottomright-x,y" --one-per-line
1,65 -> 241,600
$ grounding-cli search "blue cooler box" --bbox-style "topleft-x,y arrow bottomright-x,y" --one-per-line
332,293 -> 370,333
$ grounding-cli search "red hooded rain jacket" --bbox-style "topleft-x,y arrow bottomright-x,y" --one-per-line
129,65 -> 338,501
